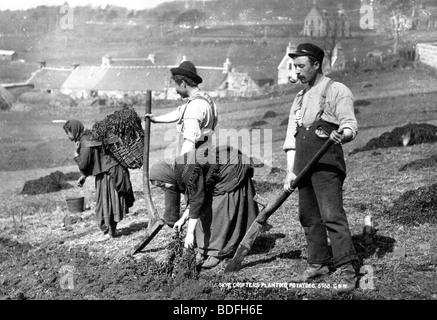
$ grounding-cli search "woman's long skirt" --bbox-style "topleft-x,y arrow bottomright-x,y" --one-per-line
95,165 -> 133,235
195,177 -> 259,258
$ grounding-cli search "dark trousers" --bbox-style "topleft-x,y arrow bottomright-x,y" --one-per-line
298,169 -> 358,268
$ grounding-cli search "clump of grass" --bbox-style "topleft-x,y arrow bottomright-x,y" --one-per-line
263,110 -> 278,119
162,231 -> 198,281
21,171 -> 74,195
399,155 -> 437,171
385,183 -> 437,226
350,123 -> 437,155
6,204 -> 26,233
251,120 -> 268,127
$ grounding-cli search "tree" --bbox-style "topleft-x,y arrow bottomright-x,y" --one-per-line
322,10 -> 349,73
154,10 -> 180,37
376,0 -> 423,54
106,9 -> 119,22
173,9 -> 205,32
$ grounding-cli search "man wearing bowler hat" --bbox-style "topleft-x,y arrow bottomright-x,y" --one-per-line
283,43 -> 359,293
145,60 -> 218,156
144,60 -> 218,228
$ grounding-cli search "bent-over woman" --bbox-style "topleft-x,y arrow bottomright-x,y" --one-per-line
149,145 -> 258,269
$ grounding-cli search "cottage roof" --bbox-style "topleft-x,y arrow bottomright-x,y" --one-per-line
0,50 -> 16,56
27,68 -> 73,90
305,5 -> 348,20
61,66 -> 107,90
95,66 -> 171,91
196,67 -> 227,91
306,6 -> 324,20
110,59 -> 155,67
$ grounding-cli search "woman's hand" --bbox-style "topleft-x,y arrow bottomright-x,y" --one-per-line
77,175 -> 86,187
173,217 -> 186,232
184,232 -> 195,249
74,141 -> 81,157
173,207 -> 190,232
183,216 -> 197,249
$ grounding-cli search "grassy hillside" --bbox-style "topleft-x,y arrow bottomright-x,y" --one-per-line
1,0 -> 436,86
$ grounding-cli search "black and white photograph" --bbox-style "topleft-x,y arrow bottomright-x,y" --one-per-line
0,0 -> 436,309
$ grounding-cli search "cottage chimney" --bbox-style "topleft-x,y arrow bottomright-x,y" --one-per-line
147,53 -> 156,64
38,61 -> 46,69
72,63 -> 80,70
286,42 -> 296,55
338,3 -> 344,16
223,58 -> 232,74
101,54 -> 112,68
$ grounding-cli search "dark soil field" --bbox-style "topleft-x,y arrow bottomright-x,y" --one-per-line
1,65 -> 437,306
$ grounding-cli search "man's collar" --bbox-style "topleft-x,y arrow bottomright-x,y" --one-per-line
308,74 -> 325,89
189,88 -> 201,98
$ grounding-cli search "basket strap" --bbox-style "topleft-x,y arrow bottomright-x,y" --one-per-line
81,136 -> 122,148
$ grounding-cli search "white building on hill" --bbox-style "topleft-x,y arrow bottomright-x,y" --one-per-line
302,2 -> 350,38
0,50 -> 18,61
277,42 -> 297,85
416,42 -> 437,71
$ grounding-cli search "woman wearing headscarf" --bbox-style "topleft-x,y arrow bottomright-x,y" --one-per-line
149,145 -> 259,269
63,120 -> 135,241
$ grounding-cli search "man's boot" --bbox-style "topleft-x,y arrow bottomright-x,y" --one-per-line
290,263 -> 329,283
335,263 -> 357,294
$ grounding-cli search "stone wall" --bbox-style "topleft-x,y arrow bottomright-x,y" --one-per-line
416,42 -> 437,70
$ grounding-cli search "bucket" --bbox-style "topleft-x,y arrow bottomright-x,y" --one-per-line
66,196 -> 85,213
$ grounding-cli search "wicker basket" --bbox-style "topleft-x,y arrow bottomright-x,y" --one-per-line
105,133 -> 144,169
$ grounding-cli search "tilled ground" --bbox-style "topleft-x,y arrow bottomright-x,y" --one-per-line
1,127 -> 437,301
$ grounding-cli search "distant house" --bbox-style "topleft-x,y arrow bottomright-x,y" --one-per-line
31,54 -> 272,100
302,3 -> 350,38
248,70 -> 275,89
212,58 -> 274,98
323,42 -> 347,73
416,42 -> 437,71
27,66 -> 73,94
196,65 -> 228,98
102,53 -> 156,67
61,65 -> 176,100
390,5 -> 437,31
277,42 -> 298,85
60,66 -> 106,99
0,50 -> 18,61
0,85 -> 17,110
220,71 -> 261,98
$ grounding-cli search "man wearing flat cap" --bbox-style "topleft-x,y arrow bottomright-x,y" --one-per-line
145,60 -> 218,155
283,43 -> 359,293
